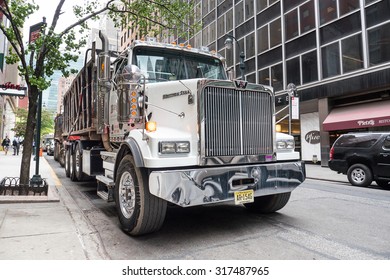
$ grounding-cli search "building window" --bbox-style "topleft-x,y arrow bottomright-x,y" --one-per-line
302,50 -> 318,84
235,1 -> 244,26
342,34 -> 363,73
300,1 -> 315,34
257,0 -> 267,12
245,0 -> 254,19
217,15 -> 225,38
226,9 -> 234,32
269,18 -> 281,47
339,0 -> 360,16
365,0 -> 390,29
271,63 -> 283,91
246,32 -> 256,58
258,25 -> 269,52
319,0 -> 337,25
286,57 -> 300,86
368,22 -> 390,66
258,68 -> 270,85
285,9 -> 298,40
322,42 -> 340,78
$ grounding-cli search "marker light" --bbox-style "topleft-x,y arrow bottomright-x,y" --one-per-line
146,121 -> 157,132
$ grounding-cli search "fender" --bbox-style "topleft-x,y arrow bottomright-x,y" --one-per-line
113,137 -> 144,180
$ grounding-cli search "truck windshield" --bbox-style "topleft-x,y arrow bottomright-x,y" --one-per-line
133,47 -> 227,82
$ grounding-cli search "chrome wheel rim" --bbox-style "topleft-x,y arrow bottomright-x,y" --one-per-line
351,168 -> 365,183
119,171 -> 136,219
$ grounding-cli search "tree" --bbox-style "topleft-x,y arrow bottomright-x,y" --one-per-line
12,107 -> 54,138
0,0 -> 196,185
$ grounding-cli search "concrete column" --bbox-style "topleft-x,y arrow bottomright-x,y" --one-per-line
318,98 -> 330,167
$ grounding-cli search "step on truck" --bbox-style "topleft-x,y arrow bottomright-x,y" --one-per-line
54,31 -> 305,235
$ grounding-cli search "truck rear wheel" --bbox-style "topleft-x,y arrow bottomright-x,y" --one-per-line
115,155 -> 167,236
65,148 -> 70,177
244,192 -> 291,213
59,148 -> 65,167
69,147 -> 78,181
74,143 -> 84,181
54,142 -> 59,161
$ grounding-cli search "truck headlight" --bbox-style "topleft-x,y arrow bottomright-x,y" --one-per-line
286,139 -> 295,149
276,141 -> 286,149
159,141 -> 190,154
277,140 -> 295,150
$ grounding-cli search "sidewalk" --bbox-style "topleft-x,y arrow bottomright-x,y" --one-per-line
0,151 -> 97,259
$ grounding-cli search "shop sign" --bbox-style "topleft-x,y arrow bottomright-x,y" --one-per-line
305,130 -> 320,144
0,82 -> 27,97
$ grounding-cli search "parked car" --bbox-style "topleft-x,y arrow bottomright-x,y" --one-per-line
328,132 -> 390,188
47,140 -> 55,156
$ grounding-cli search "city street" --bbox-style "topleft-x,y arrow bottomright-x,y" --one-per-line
45,155 -> 390,260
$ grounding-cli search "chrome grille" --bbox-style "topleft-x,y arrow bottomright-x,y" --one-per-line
203,86 -> 273,157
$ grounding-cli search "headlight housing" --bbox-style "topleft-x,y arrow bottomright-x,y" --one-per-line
277,139 -> 295,150
159,141 -> 190,154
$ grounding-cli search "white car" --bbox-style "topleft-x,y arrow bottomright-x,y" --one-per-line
276,132 -> 300,161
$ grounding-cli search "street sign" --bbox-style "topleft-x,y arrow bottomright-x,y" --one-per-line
0,82 -> 27,97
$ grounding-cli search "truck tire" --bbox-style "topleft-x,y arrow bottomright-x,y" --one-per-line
54,142 -> 59,161
347,164 -> 372,187
69,147 -> 78,181
74,143 -> 84,181
244,192 -> 291,213
59,148 -> 65,167
115,155 -> 167,236
65,148 -> 70,177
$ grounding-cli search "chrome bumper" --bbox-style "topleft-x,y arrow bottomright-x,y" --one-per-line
149,161 -> 305,207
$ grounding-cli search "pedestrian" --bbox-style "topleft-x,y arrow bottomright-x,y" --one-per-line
2,135 -> 11,155
12,138 -> 20,155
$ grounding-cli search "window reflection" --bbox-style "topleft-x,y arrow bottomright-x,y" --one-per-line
368,22 -> 390,66
322,42 -> 340,78
342,34 -> 363,73
319,0 -> 337,25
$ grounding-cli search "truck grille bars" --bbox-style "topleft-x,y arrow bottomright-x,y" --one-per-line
203,86 -> 274,159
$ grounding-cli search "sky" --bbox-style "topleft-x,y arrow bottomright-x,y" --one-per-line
23,0 -> 104,42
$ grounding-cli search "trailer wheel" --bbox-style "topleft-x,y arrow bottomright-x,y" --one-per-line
244,192 -> 291,213
65,148 -> 70,177
69,146 -> 78,181
59,148 -> 65,167
74,143 -> 84,181
115,155 -> 167,236
54,142 -> 59,161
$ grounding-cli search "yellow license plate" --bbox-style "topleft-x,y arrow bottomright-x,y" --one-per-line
234,189 -> 254,205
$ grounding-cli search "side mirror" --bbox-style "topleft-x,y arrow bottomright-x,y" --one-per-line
123,65 -> 142,82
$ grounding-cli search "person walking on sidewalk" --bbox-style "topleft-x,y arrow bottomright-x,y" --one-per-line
2,135 -> 11,155
12,138 -> 20,155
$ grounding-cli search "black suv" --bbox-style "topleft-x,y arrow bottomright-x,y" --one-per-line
328,132 -> 390,188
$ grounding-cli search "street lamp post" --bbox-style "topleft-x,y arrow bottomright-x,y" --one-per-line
224,34 -> 245,80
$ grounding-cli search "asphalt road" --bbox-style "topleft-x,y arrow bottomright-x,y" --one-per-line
46,155 -> 390,260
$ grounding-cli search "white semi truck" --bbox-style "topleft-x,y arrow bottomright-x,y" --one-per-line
54,31 -> 305,235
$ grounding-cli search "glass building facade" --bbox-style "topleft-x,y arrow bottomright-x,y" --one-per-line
188,0 -> 390,165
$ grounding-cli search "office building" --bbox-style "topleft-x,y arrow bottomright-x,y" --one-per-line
190,0 -> 390,165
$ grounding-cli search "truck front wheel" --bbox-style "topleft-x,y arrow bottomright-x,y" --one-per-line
244,192 -> 291,213
115,155 -> 167,236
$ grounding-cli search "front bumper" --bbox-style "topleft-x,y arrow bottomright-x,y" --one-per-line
149,161 -> 305,207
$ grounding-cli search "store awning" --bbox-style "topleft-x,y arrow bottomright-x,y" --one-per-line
323,100 -> 390,131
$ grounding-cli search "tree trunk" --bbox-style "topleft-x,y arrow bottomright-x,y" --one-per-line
19,87 -> 39,185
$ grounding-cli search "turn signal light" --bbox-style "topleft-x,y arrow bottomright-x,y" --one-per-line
146,121 -> 157,132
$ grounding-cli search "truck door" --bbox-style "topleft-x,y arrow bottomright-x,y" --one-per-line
376,135 -> 390,178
